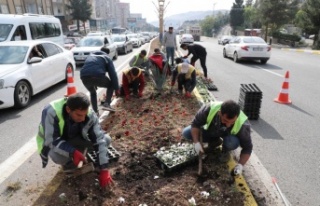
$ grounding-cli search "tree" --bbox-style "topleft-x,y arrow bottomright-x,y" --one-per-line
243,5 -> 261,29
67,0 -> 92,33
295,0 -> 320,49
200,16 -> 215,37
230,0 -> 244,33
257,0 -> 291,41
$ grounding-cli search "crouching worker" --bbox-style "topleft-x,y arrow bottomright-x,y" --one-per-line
36,92 -> 114,188
182,100 -> 253,176
171,57 -> 196,98
120,67 -> 145,101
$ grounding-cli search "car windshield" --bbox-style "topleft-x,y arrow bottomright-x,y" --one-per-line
0,24 -> 14,42
0,46 -> 28,64
243,37 -> 266,43
78,38 -> 104,47
112,36 -> 126,42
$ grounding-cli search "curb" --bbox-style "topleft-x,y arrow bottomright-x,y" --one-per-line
192,83 -> 258,206
281,48 -> 320,55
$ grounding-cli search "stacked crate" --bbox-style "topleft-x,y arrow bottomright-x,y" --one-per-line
238,84 -> 262,120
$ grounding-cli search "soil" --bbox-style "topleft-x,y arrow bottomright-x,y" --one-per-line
32,39 -> 246,206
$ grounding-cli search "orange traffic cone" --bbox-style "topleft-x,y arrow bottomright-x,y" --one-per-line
274,71 -> 291,104
65,66 -> 77,97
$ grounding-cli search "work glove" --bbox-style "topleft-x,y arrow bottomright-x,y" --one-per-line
185,91 -> 191,98
171,81 -> 175,87
232,163 -> 243,176
125,95 -> 130,101
72,150 -> 86,167
99,169 -> 113,188
193,142 -> 204,155
138,92 -> 143,98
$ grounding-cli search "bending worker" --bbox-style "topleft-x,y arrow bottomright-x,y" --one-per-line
120,67 -> 145,101
182,100 -> 252,176
171,57 -> 196,98
36,92 -> 114,188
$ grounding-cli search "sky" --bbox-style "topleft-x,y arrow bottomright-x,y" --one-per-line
121,0 -> 236,22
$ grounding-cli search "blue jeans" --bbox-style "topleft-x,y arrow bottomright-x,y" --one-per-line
182,125 -> 240,151
81,76 -> 114,113
166,47 -> 175,66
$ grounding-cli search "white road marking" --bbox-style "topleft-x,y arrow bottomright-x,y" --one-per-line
254,66 -> 284,77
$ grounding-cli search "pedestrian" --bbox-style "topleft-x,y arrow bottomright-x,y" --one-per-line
171,57 -> 196,98
80,47 -> 119,113
36,92 -> 114,188
163,26 -> 177,68
120,67 -> 145,101
180,43 -> 209,80
182,100 -> 252,176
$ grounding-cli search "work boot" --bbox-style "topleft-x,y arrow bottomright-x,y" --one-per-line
101,102 -> 116,112
219,148 -> 230,163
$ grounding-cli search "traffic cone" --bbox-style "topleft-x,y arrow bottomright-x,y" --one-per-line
274,71 -> 291,104
64,66 -> 77,97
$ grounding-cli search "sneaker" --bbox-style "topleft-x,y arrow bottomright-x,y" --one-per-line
219,148 -> 230,163
101,103 -> 116,112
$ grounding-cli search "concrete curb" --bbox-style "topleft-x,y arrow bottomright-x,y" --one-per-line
281,48 -> 320,55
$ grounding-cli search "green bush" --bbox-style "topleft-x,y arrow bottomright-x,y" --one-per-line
272,31 -> 301,42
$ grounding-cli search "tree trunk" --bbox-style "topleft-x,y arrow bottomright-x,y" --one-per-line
264,22 -> 269,42
76,20 -> 80,32
314,28 -> 320,50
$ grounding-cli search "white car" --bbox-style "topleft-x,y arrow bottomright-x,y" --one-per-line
71,36 -> 118,65
0,41 -> 75,109
223,36 -> 271,64
127,33 -> 141,48
180,34 -> 194,44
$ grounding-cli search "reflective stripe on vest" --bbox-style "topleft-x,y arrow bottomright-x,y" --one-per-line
203,102 -> 248,135
133,54 -> 147,66
123,68 -> 142,83
177,63 -> 195,79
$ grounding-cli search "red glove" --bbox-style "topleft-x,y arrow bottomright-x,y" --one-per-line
171,81 -> 175,87
99,169 -> 113,188
125,95 -> 130,101
115,89 -> 120,96
72,150 -> 85,166
185,92 -> 191,98
138,92 -> 143,97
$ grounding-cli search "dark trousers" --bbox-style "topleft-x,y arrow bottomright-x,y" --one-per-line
177,75 -> 196,93
120,79 -> 140,96
191,54 -> 208,78
81,76 -> 114,113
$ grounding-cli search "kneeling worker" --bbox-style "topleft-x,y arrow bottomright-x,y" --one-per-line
120,67 -> 145,100
171,57 -> 196,98
36,92 -> 114,188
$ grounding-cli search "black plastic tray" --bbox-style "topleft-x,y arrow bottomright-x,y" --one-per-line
87,145 -> 120,164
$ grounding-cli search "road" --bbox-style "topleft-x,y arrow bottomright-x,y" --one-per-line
1,36 -> 320,206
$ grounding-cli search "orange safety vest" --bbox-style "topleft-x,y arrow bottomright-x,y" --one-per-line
123,68 -> 142,83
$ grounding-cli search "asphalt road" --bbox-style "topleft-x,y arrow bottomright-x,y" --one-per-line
1,36 -> 320,206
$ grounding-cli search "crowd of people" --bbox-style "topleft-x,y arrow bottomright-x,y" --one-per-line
36,26 -> 253,190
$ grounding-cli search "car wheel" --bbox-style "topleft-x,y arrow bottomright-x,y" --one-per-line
14,81 -> 31,108
64,64 -> 74,83
113,51 -> 118,60
223,49 -> 227,58
233,52 -> 239,63
124,47 -> 127,54
260,59 -> 268,64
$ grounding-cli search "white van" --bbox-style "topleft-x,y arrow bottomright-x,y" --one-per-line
0,13 -> 64,46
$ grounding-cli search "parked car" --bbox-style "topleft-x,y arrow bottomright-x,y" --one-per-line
71,36 -> 118,65
127,33 -> 141,48
218,35 -> 234,45
87,31 -> 105,36
223,36 -> 271,64
111,34 -> 133,54
0,40 -> 75,109
63,37 -> 81,50
180,34 -> 194,44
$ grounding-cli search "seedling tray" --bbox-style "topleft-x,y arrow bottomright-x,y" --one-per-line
154,143 -> 198,172
87,145 -> 120,164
